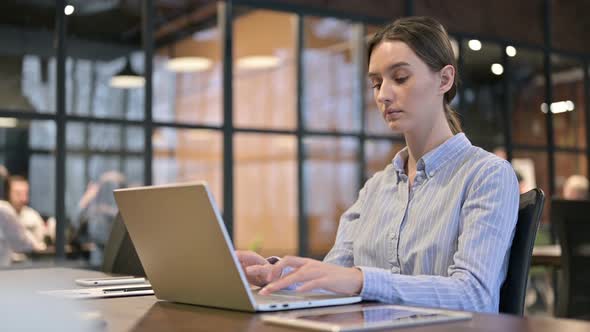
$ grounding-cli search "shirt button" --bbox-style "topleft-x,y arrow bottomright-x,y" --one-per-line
429,171 -> 435,177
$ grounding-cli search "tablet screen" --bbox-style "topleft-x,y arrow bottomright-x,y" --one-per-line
298,307 -> 438,324
262,305 -> 472,331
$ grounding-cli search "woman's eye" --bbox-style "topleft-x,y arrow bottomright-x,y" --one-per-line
371,83 -> 382,89
395,76 -> 409,84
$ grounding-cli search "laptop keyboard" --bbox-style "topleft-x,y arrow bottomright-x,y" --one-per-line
253,290 -> 343,303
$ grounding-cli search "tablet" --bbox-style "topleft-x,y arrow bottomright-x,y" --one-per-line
40,284 -> 154,299
261,304 -> 472,331
75,276 -> 146,287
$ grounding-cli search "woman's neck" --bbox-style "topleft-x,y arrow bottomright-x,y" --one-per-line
404,112 -> 454,175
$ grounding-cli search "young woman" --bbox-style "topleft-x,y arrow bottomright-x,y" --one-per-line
237,16 -> 519,313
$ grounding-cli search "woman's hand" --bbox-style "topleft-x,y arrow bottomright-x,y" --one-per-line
259,256 -> 363,296
235,250 -> 278,287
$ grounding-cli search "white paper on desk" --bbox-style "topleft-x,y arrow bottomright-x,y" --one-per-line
39,283 -> 154,299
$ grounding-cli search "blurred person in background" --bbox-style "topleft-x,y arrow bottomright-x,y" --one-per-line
562,174 -> 588,200
515,170 -> 527,194
76,171 -> 127,267
5,175 -> 50,247
0,167 -> 45,267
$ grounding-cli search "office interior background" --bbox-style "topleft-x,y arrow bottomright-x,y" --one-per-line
0,0 -> 588,266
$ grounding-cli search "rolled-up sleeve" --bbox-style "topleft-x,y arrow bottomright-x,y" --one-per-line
358,160 -> 519,313
0,204 -> 35,253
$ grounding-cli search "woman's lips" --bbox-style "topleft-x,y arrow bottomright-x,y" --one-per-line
384,109 -> 402,120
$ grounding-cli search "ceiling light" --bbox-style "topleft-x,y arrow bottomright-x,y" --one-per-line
540,100 -> 575,114
0,118 -> 17,128
64,5 -> 75,16
506,46 -> 517,57
166,57 -> 212,72
236,56 -> 280,70
192,28 -> 218,42
110,59 -> 144,88
491,63 -> 504,75
468,39 -> 482,51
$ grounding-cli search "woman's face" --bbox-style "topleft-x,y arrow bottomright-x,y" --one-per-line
368,41 -> 443,133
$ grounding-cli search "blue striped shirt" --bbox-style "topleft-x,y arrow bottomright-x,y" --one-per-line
323,133 -> 519,313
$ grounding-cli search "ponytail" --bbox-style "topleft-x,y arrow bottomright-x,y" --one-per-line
444,104 -> 462,135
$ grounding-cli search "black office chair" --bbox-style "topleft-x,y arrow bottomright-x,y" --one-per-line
553,199 -> 590,320
101,212 -> 146,277
499,188 -> 545,316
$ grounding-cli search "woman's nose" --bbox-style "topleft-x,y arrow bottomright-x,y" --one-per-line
377,83 -> 393,105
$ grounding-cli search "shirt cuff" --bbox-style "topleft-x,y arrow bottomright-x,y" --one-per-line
357,266 -> 395,301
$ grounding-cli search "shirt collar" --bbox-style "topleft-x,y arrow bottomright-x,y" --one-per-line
391,133 -> 471,181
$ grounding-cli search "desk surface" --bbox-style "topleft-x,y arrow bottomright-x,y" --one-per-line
532,244 -> 562,267
1,267 -> 589,332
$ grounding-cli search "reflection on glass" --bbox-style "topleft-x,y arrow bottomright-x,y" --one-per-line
304,137 -> 359,257
30,155 -> 56,217
65,55 -> 145,120
555,152 -> 587,199
152,128 -> 222,206
304,17 -> 360,133
511,49 -> 546,146
551,55 -> 585,149
28,121 -> 57,217
233,9 -> 296,129
154,17 -> 221,125
67,123 -> 145,152
0,55 -> 56,113
461,41 -> 504,150
125,157 -> 144,186
365,140 -> 404,179
235,133 -> 297,256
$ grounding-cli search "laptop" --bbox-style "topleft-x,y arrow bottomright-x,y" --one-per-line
101,213 -> 146,277
113,182 -> 362,312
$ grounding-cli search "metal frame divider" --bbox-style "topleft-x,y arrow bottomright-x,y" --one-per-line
54,0 -> 67,259
221,1 -> 235,238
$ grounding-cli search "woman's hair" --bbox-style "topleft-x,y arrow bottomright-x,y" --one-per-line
367,16 -> 462,134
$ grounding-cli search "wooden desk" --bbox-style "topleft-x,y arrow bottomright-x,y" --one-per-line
532,245 -> 562,267
2,267 -> 590,332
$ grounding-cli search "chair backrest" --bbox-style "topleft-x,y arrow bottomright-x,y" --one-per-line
101,212 -> 146,277
552,199 -> 590,319
499,188 -> 545,316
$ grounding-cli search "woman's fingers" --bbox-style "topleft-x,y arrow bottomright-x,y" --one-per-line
295,278 -> 328,293
245,265 -> 272,287
260,261 -> 322,295
235,250 -> 267,266
246,265 -> 266,275
261,263 -> 363,296
267,256 -> 308,283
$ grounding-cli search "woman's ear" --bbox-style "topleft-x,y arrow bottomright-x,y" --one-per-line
438,65 -> 455,96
